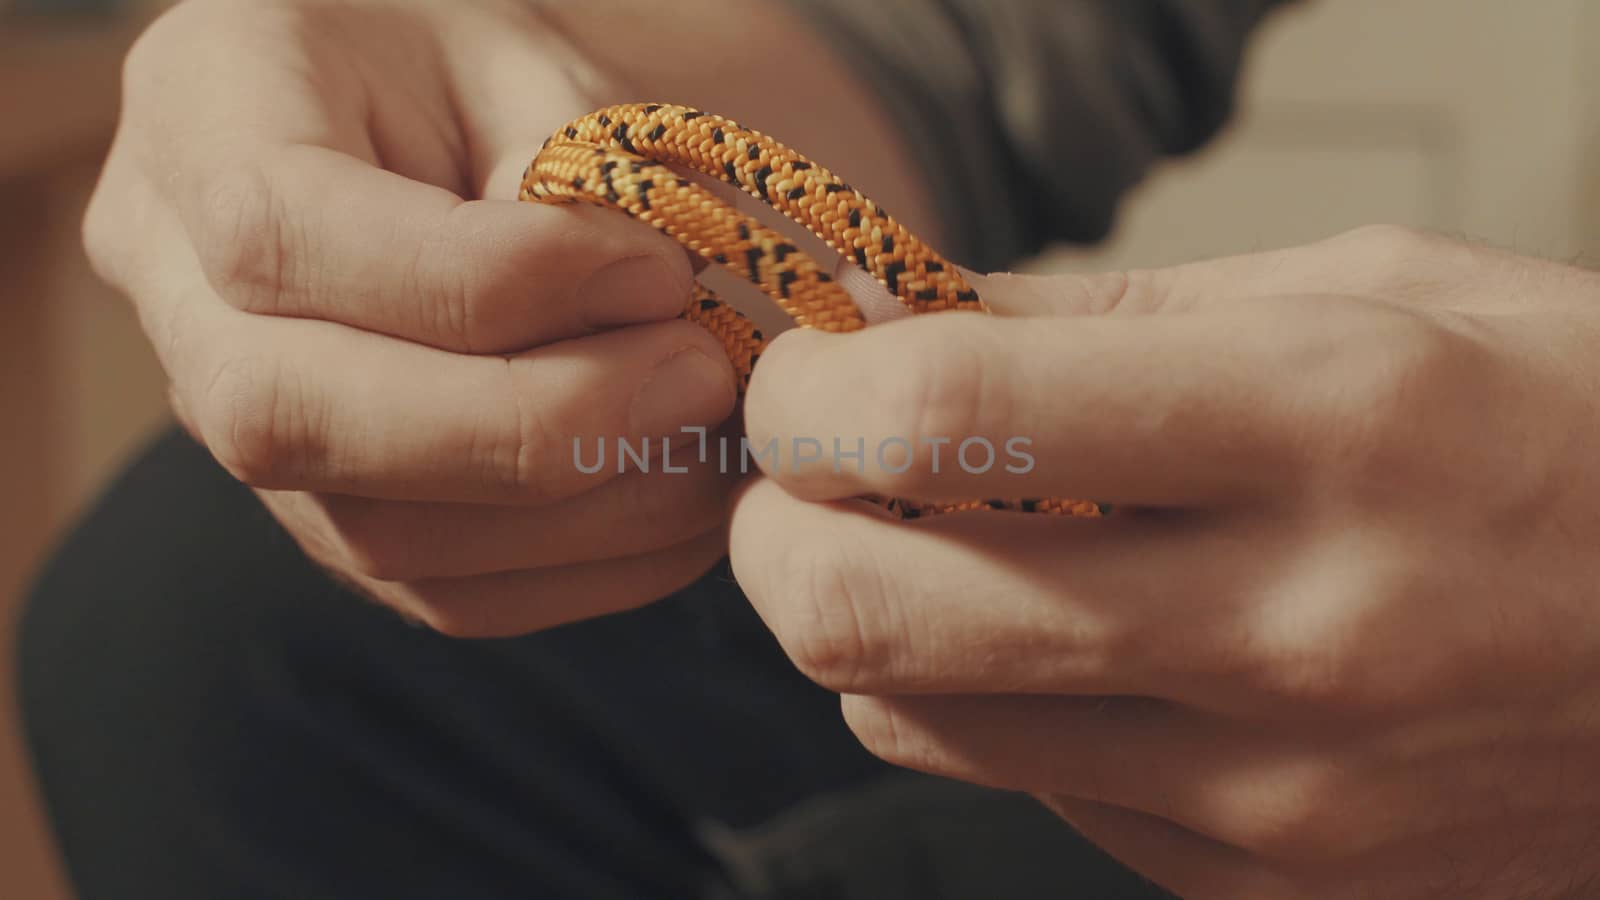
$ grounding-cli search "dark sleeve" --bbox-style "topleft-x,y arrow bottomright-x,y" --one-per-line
777,0 -> 1293,270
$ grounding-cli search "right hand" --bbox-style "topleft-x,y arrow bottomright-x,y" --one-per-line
84,0 -> 742,636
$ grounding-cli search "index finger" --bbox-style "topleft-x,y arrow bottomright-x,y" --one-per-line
118,5 -> 693,354
742,296 -> 1462,507
183,149 -> 695,353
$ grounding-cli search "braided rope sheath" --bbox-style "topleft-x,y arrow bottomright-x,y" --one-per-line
521,103 -> 1101,518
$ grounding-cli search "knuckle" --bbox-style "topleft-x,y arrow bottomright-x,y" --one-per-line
1251,651 -> 1349,710
389,583 -> 503,640
1322,224 -> 1488,303
1331,224 -> 1446,271
197,158 -> 292,313
284,524 -> 477,637
1084,268 -> 1139,315
121,7 -> 186,86
273,504 -> 344,572
1222,764 -> 1352,865
81,179 -> 132,287
82,143 -> 165,295
480,361 -> 563,500
342,532 -> 426,584
123,1 -> 246,91
1255,636 -> 1368,712
435,256 -> 477,352
437,228 -> 540,354
845,700 -> 940,774
405,596 -> 489,639
1219,530 -> 1445,716
403,213 -> 476,351
1210,613 -> 1360,712
1370,311 -> 1471,397
199,353 -> 307,486
876,322 -> 1006,490
1319,310 -> 1479,480
768,543 -> 891,693
902,329 -> 994,442
318,499 -> 429,583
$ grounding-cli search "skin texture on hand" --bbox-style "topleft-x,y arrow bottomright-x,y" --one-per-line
83,0 -> 927,636
729,226 -> 1600,899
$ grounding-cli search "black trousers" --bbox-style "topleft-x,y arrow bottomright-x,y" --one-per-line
18,427 -> 1165,899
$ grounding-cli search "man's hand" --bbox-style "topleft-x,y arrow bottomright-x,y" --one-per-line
84,0 -> 747,636
730,226 -> 1600,899
86,0 -> 934,637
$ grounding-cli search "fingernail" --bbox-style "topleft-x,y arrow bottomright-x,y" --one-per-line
580,255 -> 686,327
631,347 -> 737,436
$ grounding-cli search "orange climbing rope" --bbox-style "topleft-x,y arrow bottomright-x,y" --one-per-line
522,103 -> 1101,519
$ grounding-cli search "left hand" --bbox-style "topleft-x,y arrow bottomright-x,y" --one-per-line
729,226 -> 1600,899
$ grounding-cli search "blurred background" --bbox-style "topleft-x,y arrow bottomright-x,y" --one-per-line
1,1 -> 1596,897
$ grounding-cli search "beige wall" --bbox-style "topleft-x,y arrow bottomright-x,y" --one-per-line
1044,0 -> 1600,273
1,2 -> 1595,898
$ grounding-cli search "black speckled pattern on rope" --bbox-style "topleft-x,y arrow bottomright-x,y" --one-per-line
521,103 -> 1101,518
